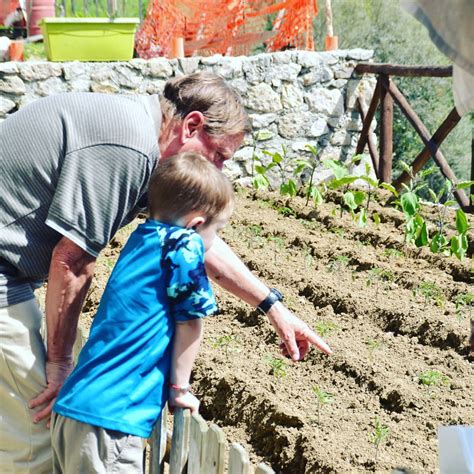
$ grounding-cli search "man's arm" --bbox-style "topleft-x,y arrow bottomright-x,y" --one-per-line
205,237 -> 332,361
29,236 -> 96,423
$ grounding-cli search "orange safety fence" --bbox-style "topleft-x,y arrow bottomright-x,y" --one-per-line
135,0 -> 318,59
0,0 -> 21,25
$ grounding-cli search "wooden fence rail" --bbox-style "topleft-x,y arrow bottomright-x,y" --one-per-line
149,407 -> 274,474
354,62 -> 473,213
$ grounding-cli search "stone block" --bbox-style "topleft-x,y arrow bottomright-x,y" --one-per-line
214,57 -> 243,79
178,57 -> 200,75
18,62 -> 62,81
278,112 -> 308,139
281,83 -> 304,108
264,63 -> 301,83
36,77 -> 67,97
246,83 -> 282,112
305,88 -> 343,117
308,116 -> 329,137
0,75 -> 25,95
0,62 -> 19,74
63,61 -> 90,81
147,58 -> 173,78
248,113 -> 277,129
0,96 -> 16,116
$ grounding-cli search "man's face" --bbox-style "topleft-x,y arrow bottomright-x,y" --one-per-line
180,130 -> 244,170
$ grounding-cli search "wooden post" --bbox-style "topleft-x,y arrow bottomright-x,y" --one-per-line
169,408 -> 190,474
379,74 -> 393,183
150,406 -> 168,474
387,83 -> 469,208
357,97 -> 380,171
188,413 -> 209,474
392,107 -> 461,190
203,424 -> 226,474
324,0 -> 338,50
229,443 -> 250,474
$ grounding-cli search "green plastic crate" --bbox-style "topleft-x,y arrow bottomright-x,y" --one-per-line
40,18 -> 140,62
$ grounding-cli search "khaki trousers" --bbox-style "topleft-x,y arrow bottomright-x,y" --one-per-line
51,414 -> 144,474
0,299 -> 51,474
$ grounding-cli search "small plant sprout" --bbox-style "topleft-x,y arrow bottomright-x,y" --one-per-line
418,369 -> 450,388
452,292 -> 474,320
413,281 -> 445,308
212,334 -> 240,361
369,417 -> 390,464
326,255 -> 350,273
301,244 -> 314,270
267,235 -> 285,264
264,354 -> 288,378
314,320 -> 340,338
384,248 -> 404,259
366,267 -> 396,297
311,385 -> 333,424
366,338 -> 382,360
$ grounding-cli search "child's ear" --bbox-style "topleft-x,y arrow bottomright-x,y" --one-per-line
186,215 -> 206,229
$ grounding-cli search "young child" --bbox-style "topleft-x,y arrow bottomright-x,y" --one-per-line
51,152 -> 234,473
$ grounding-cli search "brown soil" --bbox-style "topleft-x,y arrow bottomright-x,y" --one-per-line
76,189 -> 473,473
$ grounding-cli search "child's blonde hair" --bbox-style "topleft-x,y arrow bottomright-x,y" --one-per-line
148,152 -> 234,224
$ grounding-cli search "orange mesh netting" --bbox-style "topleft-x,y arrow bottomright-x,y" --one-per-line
135,0 -> 318,58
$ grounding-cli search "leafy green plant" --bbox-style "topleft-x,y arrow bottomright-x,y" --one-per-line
418,369 -> 449,387
326,255 -> 350,273
314,321 -> 340,338
212,334 -> 240,360
312,385 -> 333,424
368,417 -> 390,464
293,144 -> 325,207
262,146 -> 299,199
413,281 -> 445,308
276,205 -> 296,217
452,292 -> 474,320
264,354 -> 288,378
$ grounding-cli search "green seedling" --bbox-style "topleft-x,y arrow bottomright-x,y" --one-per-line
262,146 -> 299,199
301,244 -> 314,270
276,206 -> 296,217
267,235 -> 285,264
384,248 -> 404,259
413,281 -> 445,308
328,227 -> 346,238
326,255 -> 349,273
369,416 -> 389,464
418,369 -> 450,388
264,354 -> 288,378
314,320 -> 340,338
311,385 -> 333,424
366,267 -> 396,297
293,144 -> 325,208
452,292 -> 474,320
366,338 -> 382,360
212,334 -> 240,361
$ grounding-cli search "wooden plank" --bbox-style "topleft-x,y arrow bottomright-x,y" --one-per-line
203,424 -> 226,474
387,82 -> 469,208
379,75 -> 393,183
188,413 -> 209,474
228,443 -> 250,474
355,63 -> 452,77
356,97 -> 380,172
392,107 -> 461,191
255,463 -> 275,474
355,77 -> 381,157
150,406 -> 168,474
169,408 -> 190,474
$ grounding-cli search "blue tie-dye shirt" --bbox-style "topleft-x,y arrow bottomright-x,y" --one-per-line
54,220 -> 217,438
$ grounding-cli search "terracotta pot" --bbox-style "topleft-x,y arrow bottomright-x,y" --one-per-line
325,35 -> 338,51
9,40 -> 24,61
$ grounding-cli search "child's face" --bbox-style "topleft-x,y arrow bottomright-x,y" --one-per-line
196,208 -> 232,251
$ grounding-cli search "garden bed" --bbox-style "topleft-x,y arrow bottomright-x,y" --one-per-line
79,188 -> 473,473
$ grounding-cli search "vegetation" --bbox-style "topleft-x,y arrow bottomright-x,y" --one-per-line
264,354 -> 288,378
418,369 -> 450,388
311,385 -> 333,424
368,416 -> 390,464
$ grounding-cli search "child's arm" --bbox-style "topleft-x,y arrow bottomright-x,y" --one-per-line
169,318 -> 203,414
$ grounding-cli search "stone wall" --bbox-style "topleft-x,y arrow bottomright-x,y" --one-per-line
0,50 -> 376,185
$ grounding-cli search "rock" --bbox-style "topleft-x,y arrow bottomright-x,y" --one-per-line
246,83 -> 282,112
69,79 -> 91,93
308,116 -> 329,137
300,66 -> 334,86
255,129 -> 274,141
112,65 -> 142,89
305,88 -> 344,117
63,61 -> 90,80
200,55 -> 223,66
214,57 -> 243,79
0,75 -> 25,95
281,83 -> 304,108
278,112 -> 308,138
0,96 -> 16,116
248,113 -> 277,129
36,77 -> 68,97
147,58 -> 173,78
178,57 -> 200,75
264,63 -> 301,83
346,48 -> 374,61
346,77 -> 377,109
0,62 -> 19,74
91,81 -> 120,94
18,62 -> 62,81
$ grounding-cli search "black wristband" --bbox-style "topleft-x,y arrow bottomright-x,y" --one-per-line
257,288 -> 283,315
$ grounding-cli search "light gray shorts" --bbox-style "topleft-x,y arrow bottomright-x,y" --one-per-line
51,413 -> 144,474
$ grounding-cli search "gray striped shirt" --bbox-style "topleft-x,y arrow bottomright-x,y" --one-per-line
0,92 -> 161,307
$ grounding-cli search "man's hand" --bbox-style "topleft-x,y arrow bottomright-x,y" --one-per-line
29,360 -> 73,425
267,302 -> 332,361
169,390 -> 200,415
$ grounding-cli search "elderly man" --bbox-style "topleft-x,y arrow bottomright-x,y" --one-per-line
0,71 -> 331,473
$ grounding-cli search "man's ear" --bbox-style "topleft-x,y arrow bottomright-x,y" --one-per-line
185,215 -> 206,229
181,111 -> 205,142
